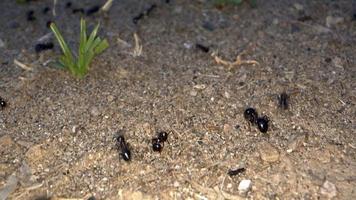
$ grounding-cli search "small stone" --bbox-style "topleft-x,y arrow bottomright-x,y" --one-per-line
238,179 -> 252,195
223,124 -> 232,134
90,107 -> 101,117
293,3 -> 304,11
173,181 -> 180,187
224,91 -> 230,99
332,57 -> 344,69
107,95 -> 115,102
183,42 -> 193,49
320,180 -> 337,199
202,21 -> 215,31
190,90 -> 198,96
259,142 -> 280,163
193,84 -> 206,90
72,126 -> 78,134
315,25 -> 331,34
326,16 -> 344,27
272,18 -> 279,25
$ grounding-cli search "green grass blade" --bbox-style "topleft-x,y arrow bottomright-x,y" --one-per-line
50,23 -> 74,66
94,39 -> 109,54
85,23 -> 100,52
79,18 -> 87,54
51,19 -> 109,78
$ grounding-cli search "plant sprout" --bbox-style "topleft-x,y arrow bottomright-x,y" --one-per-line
50,18 -> 109,78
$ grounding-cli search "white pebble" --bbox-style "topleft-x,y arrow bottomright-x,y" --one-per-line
320,180 -> 337,198
238,179 -> 252,194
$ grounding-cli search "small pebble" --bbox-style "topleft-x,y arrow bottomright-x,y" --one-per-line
259,142 -> 280,163
326,16 -> 344,27
202,21 -> 215,31
173,181 -> 180,187
193,84 -> 206,90
190,90 -> 198,96
90,107 -> 101,117
320,180 -> 337,199
107,95 -> 115,102
238,179 -> 252,194
223,124 -> 232,134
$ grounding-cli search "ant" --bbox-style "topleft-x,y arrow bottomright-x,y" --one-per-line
133,4 -> 157,24
152,131 -> 168,152
278,92 -> 289,110
86,5 -> 100,16
256,116 -> 269,133
65,2 -> 72,9
244,107 -> 258,124
227,167 -> 246,177
152,138 -> 163,152
35,42 -> 54,53
244,107 -> 269,133
42,7 -> 50,14
116,135 -> 131,161
0,97 -> 6,109
27,10 -> 36,21
196,43 -> 210,53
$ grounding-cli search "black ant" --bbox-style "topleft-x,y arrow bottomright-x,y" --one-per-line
152,138 -> 163,152
152,131 -> 168,152
157,131 -> 168,142
27,10 -> 36,21
196,43 -> 210,53
244,107 -> 258,124
72,8 -> 85,14
42,7 -> 50,14
256,116 -> 269,133
35,42 -> 54,53
65,2 -> 72,9
227,167 -> 245,177
244,107 -> 269,133
133,13 -> 144,24
116,135 -> 131,161
278,92 -> 289,110
0,97 -> 6,109
86,5 -> 100,16
133,4 -> 157,24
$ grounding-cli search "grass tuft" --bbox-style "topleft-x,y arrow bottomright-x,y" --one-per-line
50,18 -> 109,78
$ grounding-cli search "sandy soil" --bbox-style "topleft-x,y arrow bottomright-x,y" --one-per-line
0,0 -> 355,199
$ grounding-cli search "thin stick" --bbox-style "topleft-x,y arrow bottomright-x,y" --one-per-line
133,33 -> 142,57
212,51 -> 259,70
14,59 -> 32,71
101,0 -> 114,12
52,0 -> 57,16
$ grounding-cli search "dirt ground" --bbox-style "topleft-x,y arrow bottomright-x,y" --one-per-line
0,0 -> 355,199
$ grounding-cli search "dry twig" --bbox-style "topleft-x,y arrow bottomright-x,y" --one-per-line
212,50 -> 259,70
132,33 -> 142,57
101,0 -> 114,12
14,59 -> 32,71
